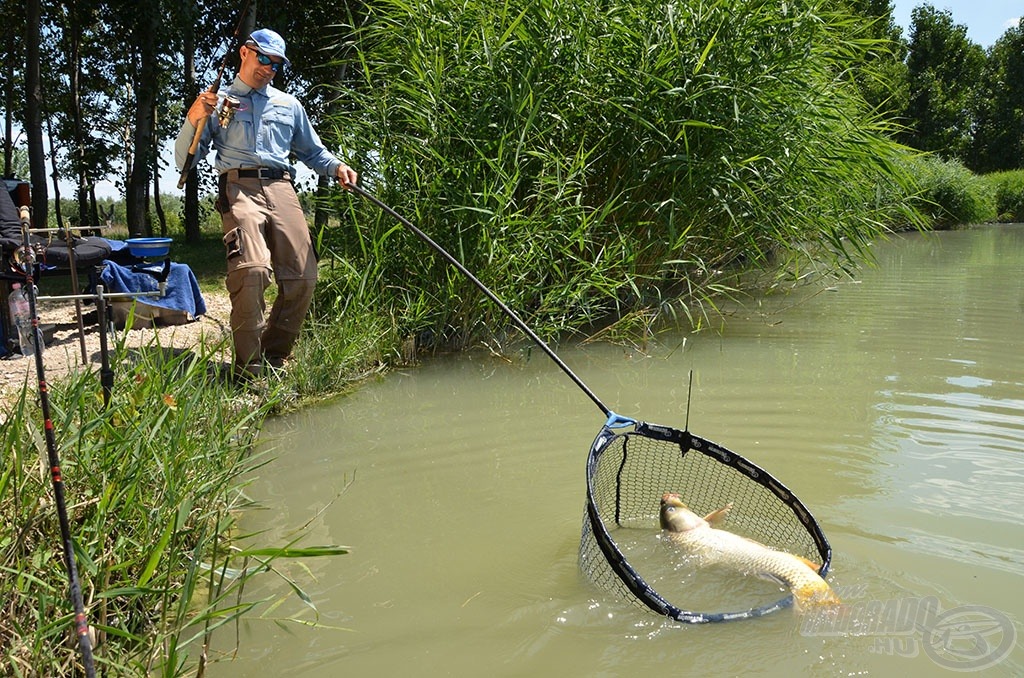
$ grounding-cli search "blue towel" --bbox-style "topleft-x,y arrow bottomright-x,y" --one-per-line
103,238 -> 129,253
100,260 -> 207,318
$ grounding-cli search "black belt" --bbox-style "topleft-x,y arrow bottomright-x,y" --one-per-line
231,167 -> 289,180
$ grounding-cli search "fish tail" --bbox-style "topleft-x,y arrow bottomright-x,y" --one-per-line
793,580 -> 842,611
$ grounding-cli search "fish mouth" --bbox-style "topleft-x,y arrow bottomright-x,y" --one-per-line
660,492 -> 688,509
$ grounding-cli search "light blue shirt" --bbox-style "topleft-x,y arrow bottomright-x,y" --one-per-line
175,76 -> 342,177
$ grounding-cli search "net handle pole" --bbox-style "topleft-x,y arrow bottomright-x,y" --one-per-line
349,183 -> 613,419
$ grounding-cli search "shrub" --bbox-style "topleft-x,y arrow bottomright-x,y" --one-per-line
982,170 -> 1024,222
320,0 -> 925,347
905,156 -> 996,228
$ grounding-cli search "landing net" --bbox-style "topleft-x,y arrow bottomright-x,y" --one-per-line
352,185 -> 832,625
579,420 -> 832,623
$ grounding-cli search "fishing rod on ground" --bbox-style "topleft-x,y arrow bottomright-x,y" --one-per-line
176,0 -> 253,189
14,205 -> 96,678
345,182 -> 633,428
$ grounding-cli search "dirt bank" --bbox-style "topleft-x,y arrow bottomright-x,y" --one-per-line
1,292 -> 232,410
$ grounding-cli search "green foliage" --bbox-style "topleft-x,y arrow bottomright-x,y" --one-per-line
971,26 -> 1024,173
839,0 -> 909,119
902,5 -> 986,160
905,155 -> 996,228
0,339 -> 346,676
317,0 -> 924,349
981,170 -> 1024,222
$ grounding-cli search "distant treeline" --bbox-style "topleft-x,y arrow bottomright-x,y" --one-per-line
2,1 -> 1022,240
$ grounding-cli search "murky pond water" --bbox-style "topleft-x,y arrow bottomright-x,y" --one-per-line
211,225 -> 1024,676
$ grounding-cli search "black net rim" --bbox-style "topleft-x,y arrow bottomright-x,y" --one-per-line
584,420 -> 832,624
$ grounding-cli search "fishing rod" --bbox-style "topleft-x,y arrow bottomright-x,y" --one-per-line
15,206 -> 96,677
176,0 -> 252,189
347,183 -> 633,428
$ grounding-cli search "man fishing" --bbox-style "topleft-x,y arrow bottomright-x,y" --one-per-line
175,28 -> 358,379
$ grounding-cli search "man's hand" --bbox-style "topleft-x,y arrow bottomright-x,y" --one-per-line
335,163 -> 359,189
187,92 -> 219,127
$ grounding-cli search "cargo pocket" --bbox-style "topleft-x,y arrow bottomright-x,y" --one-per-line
223,227 -> 243,262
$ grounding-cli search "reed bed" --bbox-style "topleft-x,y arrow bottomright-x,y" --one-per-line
0,335 -> 347,676
318,0 -> 926,353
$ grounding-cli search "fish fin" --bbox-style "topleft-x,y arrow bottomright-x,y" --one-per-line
795,555 -> 822,572
755,571 -> 788,587
703,502 -> 733,526
793,581 -> 842,612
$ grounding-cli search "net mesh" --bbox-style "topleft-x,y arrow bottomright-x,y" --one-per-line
579,420 -> 831,623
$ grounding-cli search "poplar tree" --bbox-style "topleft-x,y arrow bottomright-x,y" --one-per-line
901,5 -> 984,160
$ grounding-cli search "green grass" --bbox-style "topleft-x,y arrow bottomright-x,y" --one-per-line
170,233 -> 228,292
0,336 -> 348,676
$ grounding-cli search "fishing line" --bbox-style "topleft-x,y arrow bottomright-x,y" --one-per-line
348,183 -> 628,427
350,184 -> 833,622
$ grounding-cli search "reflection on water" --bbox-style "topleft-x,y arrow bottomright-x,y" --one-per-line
212,226 -> 1024,676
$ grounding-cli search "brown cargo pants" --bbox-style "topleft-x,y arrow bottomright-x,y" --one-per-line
217,169 -> 317,369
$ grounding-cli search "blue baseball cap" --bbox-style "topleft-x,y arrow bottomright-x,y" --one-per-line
247,28 -> 290,66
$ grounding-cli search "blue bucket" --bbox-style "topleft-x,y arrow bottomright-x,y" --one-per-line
125,237 -> 173,258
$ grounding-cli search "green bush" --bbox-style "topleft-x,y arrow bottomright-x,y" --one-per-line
905,156 -> 996,228
982,170 -> 1024,222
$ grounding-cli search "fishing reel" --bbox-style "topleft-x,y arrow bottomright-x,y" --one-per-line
8,242 -> 41,276
217,96 -> 241,128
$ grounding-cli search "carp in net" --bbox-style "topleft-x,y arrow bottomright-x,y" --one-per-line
580,419 -> 832,623
355,185 -> 834,623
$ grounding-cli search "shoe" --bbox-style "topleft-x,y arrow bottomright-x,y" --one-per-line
264,354 -> 287,369
232,362 -> 263,383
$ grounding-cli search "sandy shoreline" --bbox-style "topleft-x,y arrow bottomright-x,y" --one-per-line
1,291 -> 232,411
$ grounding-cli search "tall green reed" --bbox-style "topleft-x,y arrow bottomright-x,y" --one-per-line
1,333 -> 346,676
318,0 -> 925,352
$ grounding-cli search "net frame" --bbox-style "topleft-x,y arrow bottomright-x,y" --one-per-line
353,186 -> 833,625
579,420 -> 832,623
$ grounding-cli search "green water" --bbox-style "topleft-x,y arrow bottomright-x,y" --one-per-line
211,226 -> 1024,676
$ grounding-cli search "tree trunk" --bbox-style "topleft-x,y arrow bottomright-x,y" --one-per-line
24,0 -> 47,226
4,57 -> 12,177
125,10 -> 160,238
314,61 -> 349,229
69,1 -> 93,233
183,10 -> 201,243
152,102 -> 166,236
45,113 -> 64,230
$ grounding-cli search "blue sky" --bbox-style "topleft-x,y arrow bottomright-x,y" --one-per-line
890,1 -> 1022,47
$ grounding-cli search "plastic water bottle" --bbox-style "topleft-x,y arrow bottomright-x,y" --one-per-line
8,283 -> 38,356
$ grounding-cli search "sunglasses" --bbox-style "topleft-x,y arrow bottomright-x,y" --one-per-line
252,50 -> 281,72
